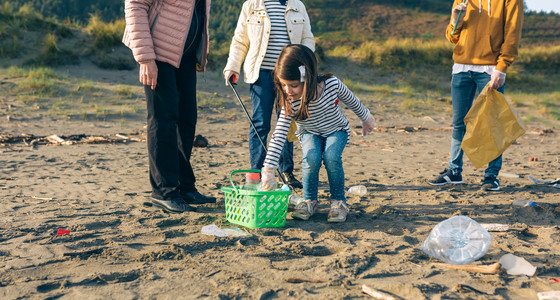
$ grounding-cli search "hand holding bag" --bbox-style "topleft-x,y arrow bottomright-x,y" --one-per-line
461,83 -> 526,169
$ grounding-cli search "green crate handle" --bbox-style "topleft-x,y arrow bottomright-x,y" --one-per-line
229,169 -> 261,194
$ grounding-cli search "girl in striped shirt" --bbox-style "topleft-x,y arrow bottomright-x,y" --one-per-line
261,45 -> 376,222
224,0 -> 315,189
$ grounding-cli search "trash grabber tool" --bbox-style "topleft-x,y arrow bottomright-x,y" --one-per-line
452,0 -> 466,35
228,77 -> 288,186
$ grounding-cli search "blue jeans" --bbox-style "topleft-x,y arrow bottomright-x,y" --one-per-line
301,131 -> 347,202
449,71 -> 505,178
249,70 -> 294,172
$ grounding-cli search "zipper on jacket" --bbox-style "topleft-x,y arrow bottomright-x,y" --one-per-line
150,13 -> 159,33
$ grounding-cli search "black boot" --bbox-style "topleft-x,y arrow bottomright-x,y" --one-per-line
181,191 -> 217,204
281,171 -> 303,189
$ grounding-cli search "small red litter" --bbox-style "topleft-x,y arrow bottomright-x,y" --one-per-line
57,229 -> 71,235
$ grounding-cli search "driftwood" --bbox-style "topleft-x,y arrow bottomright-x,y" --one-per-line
285,277 -> 328,283
0,132 -> 146,146
361,284 -> 398,300
431,262 -> 501,274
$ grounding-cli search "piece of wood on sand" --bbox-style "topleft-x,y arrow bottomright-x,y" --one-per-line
362,284 -> 399,300
285,277 -> 328,283
46,134 -> 65,144
431,262 -> 501,274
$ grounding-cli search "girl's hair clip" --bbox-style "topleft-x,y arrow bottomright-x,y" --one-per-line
298,65 -> 306,82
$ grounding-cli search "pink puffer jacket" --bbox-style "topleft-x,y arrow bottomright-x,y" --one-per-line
123,0 -> 210,71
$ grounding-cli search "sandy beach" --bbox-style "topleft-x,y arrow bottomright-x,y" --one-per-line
0,62 -> 559,299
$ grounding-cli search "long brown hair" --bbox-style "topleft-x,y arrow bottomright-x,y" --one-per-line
273,44 -> 332,120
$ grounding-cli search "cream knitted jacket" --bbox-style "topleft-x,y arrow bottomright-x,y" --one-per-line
224,0 -> 315,83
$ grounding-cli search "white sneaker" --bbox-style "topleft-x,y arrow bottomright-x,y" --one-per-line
328,200 -> 349,223
292,200 -> 318,220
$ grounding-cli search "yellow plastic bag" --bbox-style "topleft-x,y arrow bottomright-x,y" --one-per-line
461,83 -> 526,169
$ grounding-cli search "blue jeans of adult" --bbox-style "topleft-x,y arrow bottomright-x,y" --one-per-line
249,70 -> 294,172
145,53 -> 198,200
301,131 -> 347,202
449,71 -> 505,178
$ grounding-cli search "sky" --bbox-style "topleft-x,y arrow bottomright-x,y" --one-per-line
525,0 -> 560,13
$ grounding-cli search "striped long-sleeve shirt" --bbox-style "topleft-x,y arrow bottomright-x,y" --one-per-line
263,76 -> 371,168
261,0 -> 290,70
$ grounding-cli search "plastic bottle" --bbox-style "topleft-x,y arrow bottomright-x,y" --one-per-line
244,172 -> 261,190
512,199 -> 536,207
348,185 -> 367,196
288,194 -> 303,209
420,215 -> 492,265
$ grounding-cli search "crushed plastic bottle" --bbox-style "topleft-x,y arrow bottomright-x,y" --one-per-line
288,194 -> 303,210
348,185 -> 367,196
512,199 -> 536,207
420,215 -> 492,265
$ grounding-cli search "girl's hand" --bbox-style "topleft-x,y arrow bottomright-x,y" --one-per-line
140,60 -> 158,90
260,166 -> 277,191
362,115 -> 375,138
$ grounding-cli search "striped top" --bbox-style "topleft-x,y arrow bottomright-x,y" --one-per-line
264,77 -> 371,168
261,0 -> 290,70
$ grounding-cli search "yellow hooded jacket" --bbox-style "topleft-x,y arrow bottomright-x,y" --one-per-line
445,0 -> 524,72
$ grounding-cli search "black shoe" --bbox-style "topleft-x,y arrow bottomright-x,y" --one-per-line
481,176 -> 500,191
182,191 -> 216,204
281,171 -> 303,189
428,168 -> 463,186
151,198 -> 196,213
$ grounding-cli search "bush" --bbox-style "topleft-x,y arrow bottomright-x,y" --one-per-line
336,39 -> 453,69
85,14 -> 125,52
24,33 -> 79,67
518,45 -> 560,72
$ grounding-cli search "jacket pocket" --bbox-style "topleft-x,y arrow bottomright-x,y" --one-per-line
246,14 -> 265,26
246,14 -> 265,43
287,17 -> 305,43
473,36 -> 494,62
290,18 -> 306,24
289,18 -> 305,33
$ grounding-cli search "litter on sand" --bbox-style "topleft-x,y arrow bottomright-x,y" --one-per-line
499,253 -> 536,276
57,228 -> 71,235
499,172 -> 520,178
201,224 -> 251,238
537,291 -> 560,300
480,223 -> 510,232
420,216 -> 492,265
361,284 -> 398,300
528,176 -> 560,188
431,262 -> 501,274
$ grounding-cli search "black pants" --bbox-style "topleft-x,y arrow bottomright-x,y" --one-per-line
145,53 -> 197,200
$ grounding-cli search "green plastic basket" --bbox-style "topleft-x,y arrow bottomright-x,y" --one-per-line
221,169 -> 290,228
